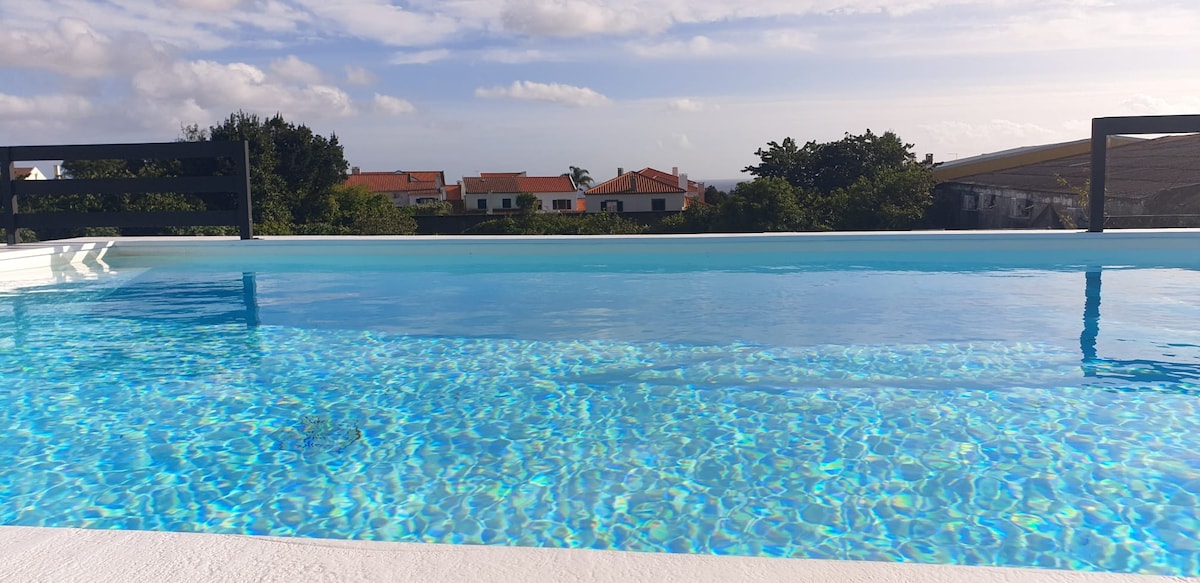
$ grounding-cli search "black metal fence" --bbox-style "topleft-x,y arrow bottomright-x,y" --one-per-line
1090,114 -> 1200,232
2,141 -> 253,245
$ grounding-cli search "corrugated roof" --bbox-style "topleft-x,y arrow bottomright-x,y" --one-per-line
586,170 -> 686,195
946,133 -> 1200,198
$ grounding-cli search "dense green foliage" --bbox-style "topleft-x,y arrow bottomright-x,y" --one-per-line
463,212 -> 648,235
515,193 -> 540,214
738,130 -> 934,231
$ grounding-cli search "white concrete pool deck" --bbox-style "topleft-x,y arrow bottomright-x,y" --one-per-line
2,526 -> 1196,583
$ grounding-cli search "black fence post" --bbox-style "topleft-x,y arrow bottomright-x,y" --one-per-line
1,147 -> 14,245
233,141 -> 254,239
1088,123 -> 1107,233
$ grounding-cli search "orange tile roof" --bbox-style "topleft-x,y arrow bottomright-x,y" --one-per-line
639,167 -> 702,194
462,175 -> 577,194
585,170 -> 686,195
405,171 -> 445,184
12,167 -> 32,180
480,172 -> 525,178
516,176 -> 576,193
463,176 -> 520,194
444,184 -> 462,201
345,171 -> 441,193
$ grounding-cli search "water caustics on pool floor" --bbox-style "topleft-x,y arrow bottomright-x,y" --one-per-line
2,249 -> 1200,576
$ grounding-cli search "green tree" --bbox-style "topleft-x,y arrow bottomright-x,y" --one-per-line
744,130 -> 934,230
295,184 -> 416,235
198,111 -> 348,227
516,193 -> 540,214
567,166 -> 593,189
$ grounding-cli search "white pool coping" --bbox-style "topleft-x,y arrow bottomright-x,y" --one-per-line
2,525 -> 1194,583
4,231 -> 1200,582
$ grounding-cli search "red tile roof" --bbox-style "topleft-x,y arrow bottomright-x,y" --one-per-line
462,175 -> 577,194
638,167 -> 702,194
12,166 -> 33,180
481,172 -> 525,178
444,184 -> 461,201
405,171 -> 445,184
345,171 -> 442,194
463,176 -> 520,194
516,176 -> 576,193
586,170 -> 686,195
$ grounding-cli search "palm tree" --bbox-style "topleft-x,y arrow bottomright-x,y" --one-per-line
568,166 -> 594,189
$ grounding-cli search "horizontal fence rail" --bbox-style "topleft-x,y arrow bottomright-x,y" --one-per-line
2,140 -> 253,245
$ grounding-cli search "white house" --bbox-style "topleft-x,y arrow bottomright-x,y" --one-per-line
461,172 -> 582,214
585,167 -> 691,212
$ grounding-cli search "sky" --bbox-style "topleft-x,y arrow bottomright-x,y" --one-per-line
2,0 -> 1200,183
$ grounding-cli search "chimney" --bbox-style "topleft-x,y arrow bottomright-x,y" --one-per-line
923,153 -> 933,166
54,164 -> 63,179
351,166 -> 361,174
617,167 -> 624,176
629,175 -> 637,191
679,172 -> 688,190
672,166 -> 678,176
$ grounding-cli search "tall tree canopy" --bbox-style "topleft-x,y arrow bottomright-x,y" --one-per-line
742,130 -> 934,230
196,112 -> 349,228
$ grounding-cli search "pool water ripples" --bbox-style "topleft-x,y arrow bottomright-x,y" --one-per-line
1,264 -> 1200,575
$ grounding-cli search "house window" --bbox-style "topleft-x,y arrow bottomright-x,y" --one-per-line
962,193 -> 979,211
651,198 -> 666,211
476,198 -> 487,210
502,198 -> 512,209
981,194 -> 997,209
1011,198 -> 1033,218
415,197 -> 436,204
600,200 -> 623,212
552,199 -> 572,210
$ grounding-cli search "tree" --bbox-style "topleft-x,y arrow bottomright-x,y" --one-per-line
567,166 -> 594,189
197,111 -> 348,228
715,178 -> 826,232
516,192 -> 540,214
744,130 -> 935,230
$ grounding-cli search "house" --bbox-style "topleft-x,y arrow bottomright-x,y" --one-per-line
927,134 -> 1200,229
343,167 -> 447,207
585,167 -> 701,212
10,165 -> 48,180
460,172 -> 582,214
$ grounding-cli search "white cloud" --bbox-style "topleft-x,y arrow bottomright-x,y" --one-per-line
390,49 -> 452,65
762,29 -> 816,50
666,98 -> 708,113
0,93 -> 94,120
674,133 -> 693,149
176,0 -> 241,10
1120,94 -> 1200,116
131,59 -> 356,124
0,18 -> 173,77
270,55 -> 323,83
373,94 -> 416,115
474,80 -> 611,107
291,0 -> 459,46
628,35 -> 733,58
345,65 -> 378,85
499,0 -> 669,37
480,48 -> 548,63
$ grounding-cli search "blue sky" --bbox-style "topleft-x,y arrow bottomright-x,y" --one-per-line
2,0 -> 1199,182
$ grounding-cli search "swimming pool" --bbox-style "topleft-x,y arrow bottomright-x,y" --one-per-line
2,233 -> 1200,576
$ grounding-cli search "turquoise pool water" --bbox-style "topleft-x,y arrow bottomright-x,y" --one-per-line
2,240 -> 1200,575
